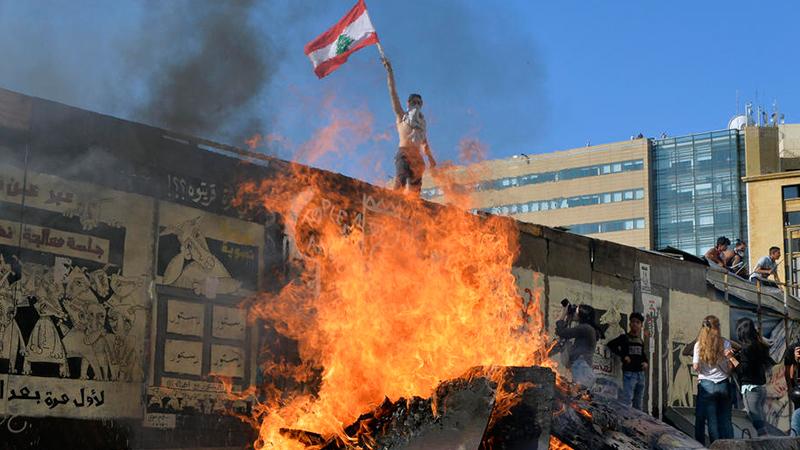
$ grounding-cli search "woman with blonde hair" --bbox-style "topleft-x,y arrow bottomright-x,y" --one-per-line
693,315 -> 735,444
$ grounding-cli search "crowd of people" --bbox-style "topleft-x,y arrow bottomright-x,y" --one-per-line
704,236 -> 782,287
553,298 -> 800,444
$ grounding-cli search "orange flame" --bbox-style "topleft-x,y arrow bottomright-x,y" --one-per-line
549,435 -> 574,450
246,133 -> 263,150
236,154 -> 551,448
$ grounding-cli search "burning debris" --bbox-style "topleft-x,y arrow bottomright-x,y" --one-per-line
234,167 -> 552,448
278,366 -> 555,450
228,166 -> 707,450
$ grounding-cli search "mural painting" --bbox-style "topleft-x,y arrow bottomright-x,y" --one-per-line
147,202 -> 262,421
0,166 -> 151,419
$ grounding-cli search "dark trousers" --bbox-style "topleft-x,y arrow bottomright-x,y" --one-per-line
394,147 -> 424,193
695,379 -> 733,444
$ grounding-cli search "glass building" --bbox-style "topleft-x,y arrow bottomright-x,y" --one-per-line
651,129 -> 748,255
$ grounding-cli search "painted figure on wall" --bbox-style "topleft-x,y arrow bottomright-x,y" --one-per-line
593,301 -> 626,399
160,216 -> 242,297
23,292 -> 68,376
106,306 -> 137,381
0,291 -> 25,373
0,252 -> 145,381
670,340 -> 695,407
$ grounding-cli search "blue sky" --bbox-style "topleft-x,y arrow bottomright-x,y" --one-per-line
1,1 -> 799,183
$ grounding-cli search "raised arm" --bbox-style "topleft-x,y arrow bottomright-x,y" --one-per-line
382,57 -> 404,120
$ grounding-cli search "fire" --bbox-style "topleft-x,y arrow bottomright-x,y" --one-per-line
549,435 -> 573,450
236,159 -> 552,448
246,133 -> 263,150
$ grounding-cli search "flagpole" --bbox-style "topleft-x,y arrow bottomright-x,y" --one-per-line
375,41 -> 387,60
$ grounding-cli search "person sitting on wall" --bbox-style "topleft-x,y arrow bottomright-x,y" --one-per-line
704,236 -> 731,268
723,239 -> 748,277
749,246 -> 781,288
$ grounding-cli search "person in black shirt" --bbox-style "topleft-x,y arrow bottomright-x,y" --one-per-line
734,318 -> 776,436
608,312 -> 648,410
785,340 -> 800,435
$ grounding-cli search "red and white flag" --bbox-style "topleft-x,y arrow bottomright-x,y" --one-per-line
304,0 -> 379,79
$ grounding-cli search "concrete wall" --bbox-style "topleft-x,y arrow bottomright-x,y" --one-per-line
745,126 -> 780,177
779,124 -> 800,158
513,223 -> 798,431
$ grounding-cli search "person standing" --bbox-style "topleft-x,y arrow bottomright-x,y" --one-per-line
784,341 -> 800,435
555,303 -> 603,389
607,312 -> 648,411
381,57 -> 437,194
693,315 -> 735,444
733,318 -> 776,436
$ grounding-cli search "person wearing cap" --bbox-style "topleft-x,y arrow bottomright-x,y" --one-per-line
381,57 -> 437,194
607,312 -> 648,410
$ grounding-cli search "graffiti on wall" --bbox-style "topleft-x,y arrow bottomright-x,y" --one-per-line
0,166 -> 151,418
148,202 -> 262,419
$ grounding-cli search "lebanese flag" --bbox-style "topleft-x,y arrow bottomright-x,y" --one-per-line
304,0 -> 379,79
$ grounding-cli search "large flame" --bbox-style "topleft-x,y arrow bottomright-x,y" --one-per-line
237,161 -> 551,448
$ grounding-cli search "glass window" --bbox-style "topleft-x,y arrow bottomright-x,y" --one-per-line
501,206 -> 509,215
521,204 -> 529,213
624,191 -> 634,200
635,189 -> 644,200
612,163 -> 622,173
541,202 -> 549,211
785,211 -> 800,226
784,185 -> 800,200
501,179 -> 510,187
613,192 -> 623,202
636,219 -> 645,229
699,215 -> 714,226
602,165 -> 611,174
603,193 -> 612,203
510,205 -> 518,214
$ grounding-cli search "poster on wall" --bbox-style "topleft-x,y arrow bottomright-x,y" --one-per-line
0,166 -> 151,419
146,201 -> 263,420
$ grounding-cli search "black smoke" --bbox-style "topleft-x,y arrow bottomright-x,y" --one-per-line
133,0 -> 274,141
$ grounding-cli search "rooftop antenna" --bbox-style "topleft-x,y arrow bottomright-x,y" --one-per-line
746,102 -> 754,125
772,99 -> 779,127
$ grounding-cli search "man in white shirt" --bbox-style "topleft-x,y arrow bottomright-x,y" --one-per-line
749,246 -> 781,285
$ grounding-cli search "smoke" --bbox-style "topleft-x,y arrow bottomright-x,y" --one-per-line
0,0 -> 281,146
0,1 -> 547,170
132,0 -> 274,142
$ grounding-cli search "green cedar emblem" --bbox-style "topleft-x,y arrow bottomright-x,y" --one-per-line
335,34 -> 354,55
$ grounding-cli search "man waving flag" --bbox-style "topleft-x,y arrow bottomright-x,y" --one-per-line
304,0 -> 380,78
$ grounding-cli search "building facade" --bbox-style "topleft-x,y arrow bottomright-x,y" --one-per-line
422,126 -> 761,256
650,129 -> 748,256
422,139 -> 653,248
743,124 -> 800,294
